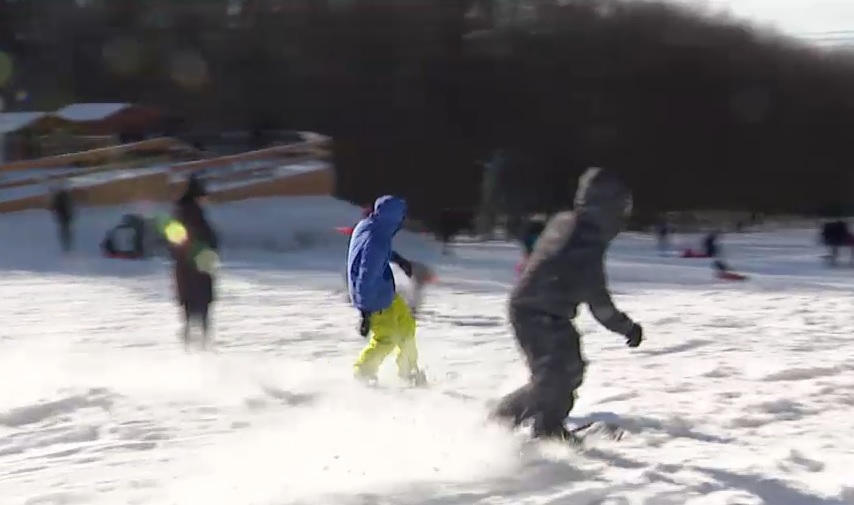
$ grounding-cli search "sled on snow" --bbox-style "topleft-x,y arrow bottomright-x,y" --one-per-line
716,270 -> 748,281
101,213 -> 168,260
680,248 -> 711,259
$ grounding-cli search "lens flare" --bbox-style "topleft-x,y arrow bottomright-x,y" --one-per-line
164,220 -> 188,245
195,249 -> 220,274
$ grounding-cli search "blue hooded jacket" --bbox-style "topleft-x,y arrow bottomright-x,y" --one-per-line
347,195 -> 407,313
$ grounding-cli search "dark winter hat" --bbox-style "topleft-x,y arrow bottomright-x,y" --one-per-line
573,167 -> 633,240
182,173 -> 208,200
574,167 -> 631,213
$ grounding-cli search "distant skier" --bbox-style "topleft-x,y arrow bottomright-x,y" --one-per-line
169,174 -> 219,350
702,230 -> 719,258
703,231 -> 729,275
820,219 -> 850,266
490,167 -> 643,443
347,195 -> 427,387
49,182 -> 74,253
655,216 -> 670,255
435,208 -> 474,256
701,230 -> 748,280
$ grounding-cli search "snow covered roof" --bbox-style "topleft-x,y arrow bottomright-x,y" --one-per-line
0,112 -> 48,134
54,103 -> 131,122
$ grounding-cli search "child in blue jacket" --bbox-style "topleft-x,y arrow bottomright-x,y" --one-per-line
347,195 -> 427,387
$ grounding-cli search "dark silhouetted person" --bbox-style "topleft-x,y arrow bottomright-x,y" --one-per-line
656,216 -> 670,255
50,183 -> 74,253
821,220 -> 850,266
170,174 -> 219,350
436,208 -> 474,256
703,231 -> 731,274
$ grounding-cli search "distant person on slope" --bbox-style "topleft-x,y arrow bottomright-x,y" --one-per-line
655,216 -> 671,256
820,219 -> 851,266
490,167 -> 643,443
49,181 -> 74,253
704,230 -> 731,275
347,195 -> 427,387
170,174 -> 219,350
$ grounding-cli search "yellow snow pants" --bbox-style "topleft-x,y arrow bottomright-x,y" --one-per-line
353,294 -> 418,380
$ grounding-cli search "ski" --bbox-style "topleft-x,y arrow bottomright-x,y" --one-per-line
569,420 -> 627,442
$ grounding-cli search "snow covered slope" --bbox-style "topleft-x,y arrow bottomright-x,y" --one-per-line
0,195 -> 443,274
0,205 -> 852,505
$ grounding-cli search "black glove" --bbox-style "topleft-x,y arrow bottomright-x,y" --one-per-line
626,323 -> 643,348
391,252 -> 413,277
358,311 -> 371,337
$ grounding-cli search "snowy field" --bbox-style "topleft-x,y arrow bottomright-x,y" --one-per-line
0,199 -> 852,505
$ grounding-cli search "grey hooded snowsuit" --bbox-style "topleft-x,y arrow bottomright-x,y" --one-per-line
492,167 -> 639,437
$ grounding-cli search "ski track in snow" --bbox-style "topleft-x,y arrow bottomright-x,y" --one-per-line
0,215 -> 853,504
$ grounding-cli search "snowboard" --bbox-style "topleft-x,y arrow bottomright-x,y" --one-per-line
567,420 -> 627,443
365,380 -> 627,448
716,270 -> 748,281
514,420 -> 628,457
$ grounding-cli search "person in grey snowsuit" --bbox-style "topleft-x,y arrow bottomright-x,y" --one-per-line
491,167 -> 644,441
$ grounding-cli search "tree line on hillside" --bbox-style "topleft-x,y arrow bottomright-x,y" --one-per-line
1,0 -> 852,223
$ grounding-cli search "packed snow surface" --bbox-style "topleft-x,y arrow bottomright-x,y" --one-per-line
0,200 -> 852,505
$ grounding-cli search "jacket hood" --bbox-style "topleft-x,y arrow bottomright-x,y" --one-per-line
179,173 -> 208,204
573,167 -> 632,242
371,195 -> 407,236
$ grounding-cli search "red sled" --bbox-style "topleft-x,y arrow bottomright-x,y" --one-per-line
716,271 -> 748,281
103,251 -> 144,260
335,226 -> 355,236
681,248 -> 711,259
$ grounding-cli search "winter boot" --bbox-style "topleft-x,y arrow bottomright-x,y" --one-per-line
354,369 -> 378,387
532,423 -> 583,447
406,368 -> 428,388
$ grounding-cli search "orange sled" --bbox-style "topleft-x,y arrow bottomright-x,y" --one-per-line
716,270 -> 748,281
681,248 -> 711,258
